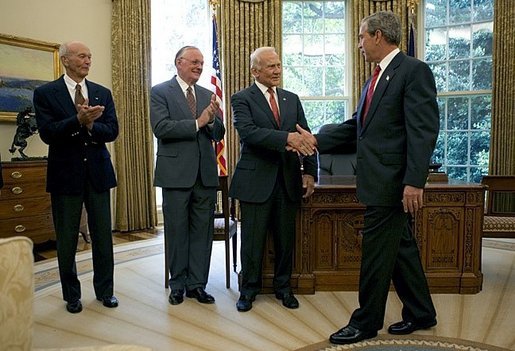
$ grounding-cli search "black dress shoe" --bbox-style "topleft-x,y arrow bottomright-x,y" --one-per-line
168,289 -> 184,305
329,325 -> 377,345
66,300 -> 83,314
186,287 -> 215,304
275,292 -> 299,309
388,320 -> 437,335
97,296 -> 119,308
236,294 -> 255,312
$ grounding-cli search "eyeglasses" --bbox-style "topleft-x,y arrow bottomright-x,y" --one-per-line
180,57 -> 204,67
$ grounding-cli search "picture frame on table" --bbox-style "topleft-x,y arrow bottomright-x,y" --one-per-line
0,34 -> 61,122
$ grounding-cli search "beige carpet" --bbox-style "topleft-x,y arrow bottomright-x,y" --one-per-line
32,238 -> 515,350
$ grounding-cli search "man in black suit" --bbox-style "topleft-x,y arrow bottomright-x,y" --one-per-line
34,41 -> 119,314
298,11 -> 439,344
229,46 -> 318,312
150,46 -> 225,306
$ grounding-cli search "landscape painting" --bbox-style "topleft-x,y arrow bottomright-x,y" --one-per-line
0,34 -> 61,122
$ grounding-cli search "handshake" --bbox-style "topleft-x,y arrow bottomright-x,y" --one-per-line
287,124 -> 318,156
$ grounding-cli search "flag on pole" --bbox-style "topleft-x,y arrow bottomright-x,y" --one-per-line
211,14 -> 227,176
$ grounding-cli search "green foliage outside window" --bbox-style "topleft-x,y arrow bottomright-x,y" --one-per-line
425,0 -> 493,183
282,1 -> 348,133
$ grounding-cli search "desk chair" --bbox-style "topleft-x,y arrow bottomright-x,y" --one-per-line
164,175 -> 238,289
481,175 -> 515,238
213,175 -> 238,288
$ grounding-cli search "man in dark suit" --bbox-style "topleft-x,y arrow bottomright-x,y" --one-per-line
150,46 -> 225,306
33,41 -> 119,314
298,11 -> 439,344
229,46 -> 318,312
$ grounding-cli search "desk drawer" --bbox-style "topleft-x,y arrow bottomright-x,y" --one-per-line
0,196 -> 52,219
0,214 -> 55,243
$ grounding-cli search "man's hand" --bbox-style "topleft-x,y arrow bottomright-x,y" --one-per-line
286,124 -> 317,156
302,174 -> 315,198
402,185 -> 423,215
76,99 -> 105,130
197,94 -> 220,128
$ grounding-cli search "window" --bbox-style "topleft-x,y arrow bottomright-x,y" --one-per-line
151,0 -> 213,211
282,1 -> 349,132
424,0 -> 493,182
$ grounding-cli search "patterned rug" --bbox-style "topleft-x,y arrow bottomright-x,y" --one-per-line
34,237 -> 164,291
295,334 -> 511,351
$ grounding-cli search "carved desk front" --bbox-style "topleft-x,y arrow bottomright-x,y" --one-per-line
261,176 -> 485,294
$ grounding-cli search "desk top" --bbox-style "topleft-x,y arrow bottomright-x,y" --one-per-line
316,175 -> 484,190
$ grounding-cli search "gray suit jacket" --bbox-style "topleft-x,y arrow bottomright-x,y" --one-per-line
150,76 -> 225,188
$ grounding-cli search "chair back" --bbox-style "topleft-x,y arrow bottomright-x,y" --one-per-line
0,236 -> 34,350
213,175 -> 238,288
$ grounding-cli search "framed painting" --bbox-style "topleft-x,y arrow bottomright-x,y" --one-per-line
0,34 -> 61,122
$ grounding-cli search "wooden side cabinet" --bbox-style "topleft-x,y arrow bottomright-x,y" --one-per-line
0,160 -> 55,243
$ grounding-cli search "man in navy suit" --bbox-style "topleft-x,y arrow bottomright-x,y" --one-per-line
34,41 -> 119,314
298,11 -> 439,344
150,46 -> 225,306
229,47 -> 318,312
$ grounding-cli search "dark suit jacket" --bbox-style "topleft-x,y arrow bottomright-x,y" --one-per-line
33,76 -> 118,195
317,52 -> 439,206
150,76 -> 225,188
229,84 -> 318,203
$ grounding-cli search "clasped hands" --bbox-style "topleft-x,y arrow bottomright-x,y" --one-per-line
197,94 -> 219,128
77,99 -> 105,130
287,124 -> 318,156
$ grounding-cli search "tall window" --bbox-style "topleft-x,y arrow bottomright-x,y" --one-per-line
424,0 -> 493,182
151,0 -> 213,210
282,1 -> 349,132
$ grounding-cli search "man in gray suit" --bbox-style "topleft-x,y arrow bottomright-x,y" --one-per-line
229,47 -> 318,312
150,46 -> 225,305
297,12 -> 438,344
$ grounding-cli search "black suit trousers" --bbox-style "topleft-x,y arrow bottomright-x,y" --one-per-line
51,180 -> 114,303
350,206 -> 436,331
239,177 -> 298,297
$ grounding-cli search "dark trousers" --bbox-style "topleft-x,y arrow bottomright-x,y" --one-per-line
239,179 -> 298,297
350,206 -> 436,331
51,180 -> 114,303
162,178 -> 216,291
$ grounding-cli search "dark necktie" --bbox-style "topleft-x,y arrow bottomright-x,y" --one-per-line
267,87 -> 280,125
75,84 -> 85,111
361,65 -> 381,125
187,86 -> 196,117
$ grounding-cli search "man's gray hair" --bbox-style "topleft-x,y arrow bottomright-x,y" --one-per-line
250,47 -> 277,69
362,11 -> 401,46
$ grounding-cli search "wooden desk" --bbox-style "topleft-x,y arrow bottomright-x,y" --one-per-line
261,176 -> 484,294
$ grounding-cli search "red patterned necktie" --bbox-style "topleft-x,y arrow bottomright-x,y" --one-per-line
187,86 -> 196,117
361,65 -> 381,125
267,87 -> 280,125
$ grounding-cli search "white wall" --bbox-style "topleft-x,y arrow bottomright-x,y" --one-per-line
0,0 -> 112,160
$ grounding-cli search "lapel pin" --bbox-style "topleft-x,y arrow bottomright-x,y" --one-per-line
386,75 -> 390,81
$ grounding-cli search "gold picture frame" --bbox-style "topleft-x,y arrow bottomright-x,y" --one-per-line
0,34 -> 61,122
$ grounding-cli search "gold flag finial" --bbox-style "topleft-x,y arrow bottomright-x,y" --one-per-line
408,0 -> 419,15
209,0 -> 219,12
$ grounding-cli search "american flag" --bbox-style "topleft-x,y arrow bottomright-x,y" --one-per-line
407,22 -> 415,57
211,14 -> 227,176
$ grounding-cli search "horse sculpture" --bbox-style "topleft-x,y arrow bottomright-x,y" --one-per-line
9,107 -> 39,160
